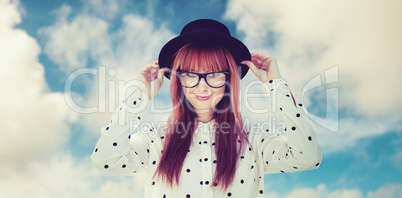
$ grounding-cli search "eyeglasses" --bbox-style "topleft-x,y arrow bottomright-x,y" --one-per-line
176,71 -> 230,88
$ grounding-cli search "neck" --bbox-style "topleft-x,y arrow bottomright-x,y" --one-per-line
196,110 -> 214,123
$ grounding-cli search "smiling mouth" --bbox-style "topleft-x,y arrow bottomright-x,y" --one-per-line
195,95 -> 211,100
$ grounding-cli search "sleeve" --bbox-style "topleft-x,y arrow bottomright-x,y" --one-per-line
90,86 -> 153,175
251,77 -> 322,174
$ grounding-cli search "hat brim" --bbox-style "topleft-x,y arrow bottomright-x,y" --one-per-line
159,32 -> 251,80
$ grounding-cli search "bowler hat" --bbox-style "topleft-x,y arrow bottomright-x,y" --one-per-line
158,19 -> 251,80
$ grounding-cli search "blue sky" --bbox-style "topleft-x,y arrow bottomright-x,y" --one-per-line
1,0 -> 401,197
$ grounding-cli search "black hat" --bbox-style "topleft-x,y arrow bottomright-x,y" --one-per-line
158,19 -> 251,80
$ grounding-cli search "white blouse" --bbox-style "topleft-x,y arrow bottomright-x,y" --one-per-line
90,78 -> 322,198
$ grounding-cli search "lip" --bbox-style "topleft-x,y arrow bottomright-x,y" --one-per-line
195,94 -> 211,100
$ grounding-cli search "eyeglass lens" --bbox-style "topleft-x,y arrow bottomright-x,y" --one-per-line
179,72 -> 227,88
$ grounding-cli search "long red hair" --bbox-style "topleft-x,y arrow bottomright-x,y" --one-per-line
154,43 -> 249,191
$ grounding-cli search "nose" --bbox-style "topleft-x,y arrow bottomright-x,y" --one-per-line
196,77 -> 209,90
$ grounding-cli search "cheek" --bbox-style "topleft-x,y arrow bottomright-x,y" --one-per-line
211,87 -> 226,104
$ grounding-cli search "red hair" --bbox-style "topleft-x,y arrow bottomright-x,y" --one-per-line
154,43 -> 250,191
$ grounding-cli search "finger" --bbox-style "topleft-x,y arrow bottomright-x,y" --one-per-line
241,60 -> 259,74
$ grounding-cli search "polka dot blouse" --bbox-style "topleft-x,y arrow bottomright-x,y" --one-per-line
91,78 -> 322,198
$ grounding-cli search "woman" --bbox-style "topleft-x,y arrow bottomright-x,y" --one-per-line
91,19 -> 322,198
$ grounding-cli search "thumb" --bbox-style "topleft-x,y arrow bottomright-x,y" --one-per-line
241,60 -> 259,75
157,67 -> 169,82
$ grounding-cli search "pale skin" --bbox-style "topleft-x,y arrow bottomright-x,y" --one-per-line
136,53 -> 283,123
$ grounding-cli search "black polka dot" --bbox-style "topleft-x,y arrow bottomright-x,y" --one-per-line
122,164 -> 126,168
139,98 -> 141,101
238,139 -> 241,143
240,179 -> 244,184
213,160 -> 217,164
147,149 -> 149,153
161,136 -> 164,139
298,103 -> 303,106
280,170 -> 285,173
188,149 -> 190,152
204,158 -> 208,161
120,107 -> 122,110
212,142 -> 215,146
249,147 -> 252,151
152,181 -> 155,185
141,162 -> 144,164
272,150 -> 275,154
152,161 -> 156,165
284,128 -> 287,131
186,195 -> 190,198
133,101 -> 136,105
200,181 -> 203,185
270,88 -> 273,91
269,80 -> 273,83
151,140 -> 154,143
95,148 -> 98,152
251,165 -> 254,169
135,151 -> 138,155
113,142 -> 117,146
199,159 -> 202,162
227,192 -> 232,197
265,129 -> 269,132
163,194 -> 165,198
104,165 -> 108,169
279,107 -> 282,111
296,113 -> 300,117
138,116 -> 141,120
293,166 -> 298,169
308,136 -> 312,141
186,169 -> 190,173
133,171 -> 137,173
266,161 -> 269,164
128,135 -> 131,139
240,156 -> 244,159
106,127 -> 109,130
214,183 -> 218,186
261,138 -> 264,142
205,181 -> 209,185
260,190 -> 263,194
199,141 -> 202,144
286,94 -> 290,97
316,162 -> 320,166
203,141 -> 207,144
292,126 -> 296,131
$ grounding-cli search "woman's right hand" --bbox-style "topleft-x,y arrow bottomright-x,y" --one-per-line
136,60 -> 169,100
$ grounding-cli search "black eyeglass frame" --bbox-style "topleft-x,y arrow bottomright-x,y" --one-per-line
175,71 -> 230,88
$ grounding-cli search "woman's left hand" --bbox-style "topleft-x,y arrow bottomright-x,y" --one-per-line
241,53 -> 282,83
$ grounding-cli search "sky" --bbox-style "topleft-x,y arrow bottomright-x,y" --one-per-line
0,0 -> 401,197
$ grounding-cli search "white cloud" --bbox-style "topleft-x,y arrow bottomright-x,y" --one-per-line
0,152 -> 146,198
39,4 -> 116,73
38,2 -> 175,138
224,0 -> 402,117
317,115 -> 401,153
83,0 -> 123,19
367,183 -> 402,198
265,183 -> 402,198
0,0 -> 77,175
272,184 -> 364,198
